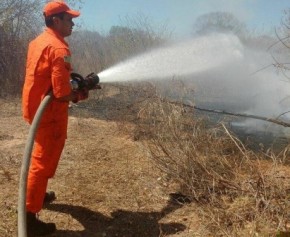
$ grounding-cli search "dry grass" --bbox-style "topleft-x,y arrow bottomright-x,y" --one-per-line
1,84 -> 290,237
136,95 -> 290,237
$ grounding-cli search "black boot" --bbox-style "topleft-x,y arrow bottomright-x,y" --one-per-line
26,212 -> 56,236
43,191 -> 56,207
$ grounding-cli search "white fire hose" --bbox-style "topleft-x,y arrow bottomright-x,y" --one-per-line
18,92 -> 53,237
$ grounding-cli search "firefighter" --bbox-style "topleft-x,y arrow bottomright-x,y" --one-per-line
22,1 -> 86,235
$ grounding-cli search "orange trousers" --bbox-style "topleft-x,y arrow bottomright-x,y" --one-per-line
26,120 -> 67,213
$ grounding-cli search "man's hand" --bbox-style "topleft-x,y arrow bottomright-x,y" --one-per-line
72,88 -> 89,103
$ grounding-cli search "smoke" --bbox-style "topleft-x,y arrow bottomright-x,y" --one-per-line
192,48 -> 290,116
98,33 -> 290,143
185,41 -> 290,139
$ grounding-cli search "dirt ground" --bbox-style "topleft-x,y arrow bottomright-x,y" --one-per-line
0,95 -> 199,237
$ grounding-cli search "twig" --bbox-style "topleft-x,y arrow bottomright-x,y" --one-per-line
193,106 -> 290,128
221,124 -> 249,160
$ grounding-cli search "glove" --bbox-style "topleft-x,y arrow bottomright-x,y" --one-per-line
72,88 -> 89,103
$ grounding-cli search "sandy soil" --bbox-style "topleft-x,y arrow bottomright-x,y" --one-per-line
0,96 -> 198,237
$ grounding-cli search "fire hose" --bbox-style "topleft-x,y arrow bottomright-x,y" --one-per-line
18,91 -> 53,237
18,73 -> 100,237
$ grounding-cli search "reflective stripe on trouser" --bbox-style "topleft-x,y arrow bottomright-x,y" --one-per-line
26,121 -> 67,213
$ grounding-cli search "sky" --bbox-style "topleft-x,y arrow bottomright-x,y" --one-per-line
77,0 -> 290,38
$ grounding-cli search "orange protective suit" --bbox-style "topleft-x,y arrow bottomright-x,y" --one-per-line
22,27 -> 72,213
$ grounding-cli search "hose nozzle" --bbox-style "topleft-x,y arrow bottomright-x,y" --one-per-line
70,72 -> 100,91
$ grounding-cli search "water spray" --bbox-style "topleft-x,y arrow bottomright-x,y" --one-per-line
98,33 -> 243,83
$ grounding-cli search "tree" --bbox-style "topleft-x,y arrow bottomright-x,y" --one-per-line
266,8 -> 290,78
0,0 -> 43,95
193,11 -> 247,37
69,30 -> 108,74
105,14 -> 169,65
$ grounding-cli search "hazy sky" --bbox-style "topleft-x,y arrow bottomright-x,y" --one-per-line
78,0 -> 290,38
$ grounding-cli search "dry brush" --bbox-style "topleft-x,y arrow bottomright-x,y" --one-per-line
135,95 -> 290,236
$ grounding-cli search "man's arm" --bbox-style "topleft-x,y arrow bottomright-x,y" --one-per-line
51,49 -> 90,103
50,48 -> 78,102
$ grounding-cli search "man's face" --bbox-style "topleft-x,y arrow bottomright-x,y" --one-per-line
54,13 -> 75,37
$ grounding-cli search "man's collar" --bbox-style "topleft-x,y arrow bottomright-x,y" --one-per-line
45,27 -> 68,46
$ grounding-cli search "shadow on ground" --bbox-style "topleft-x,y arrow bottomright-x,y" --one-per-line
48,193 -> 188,237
